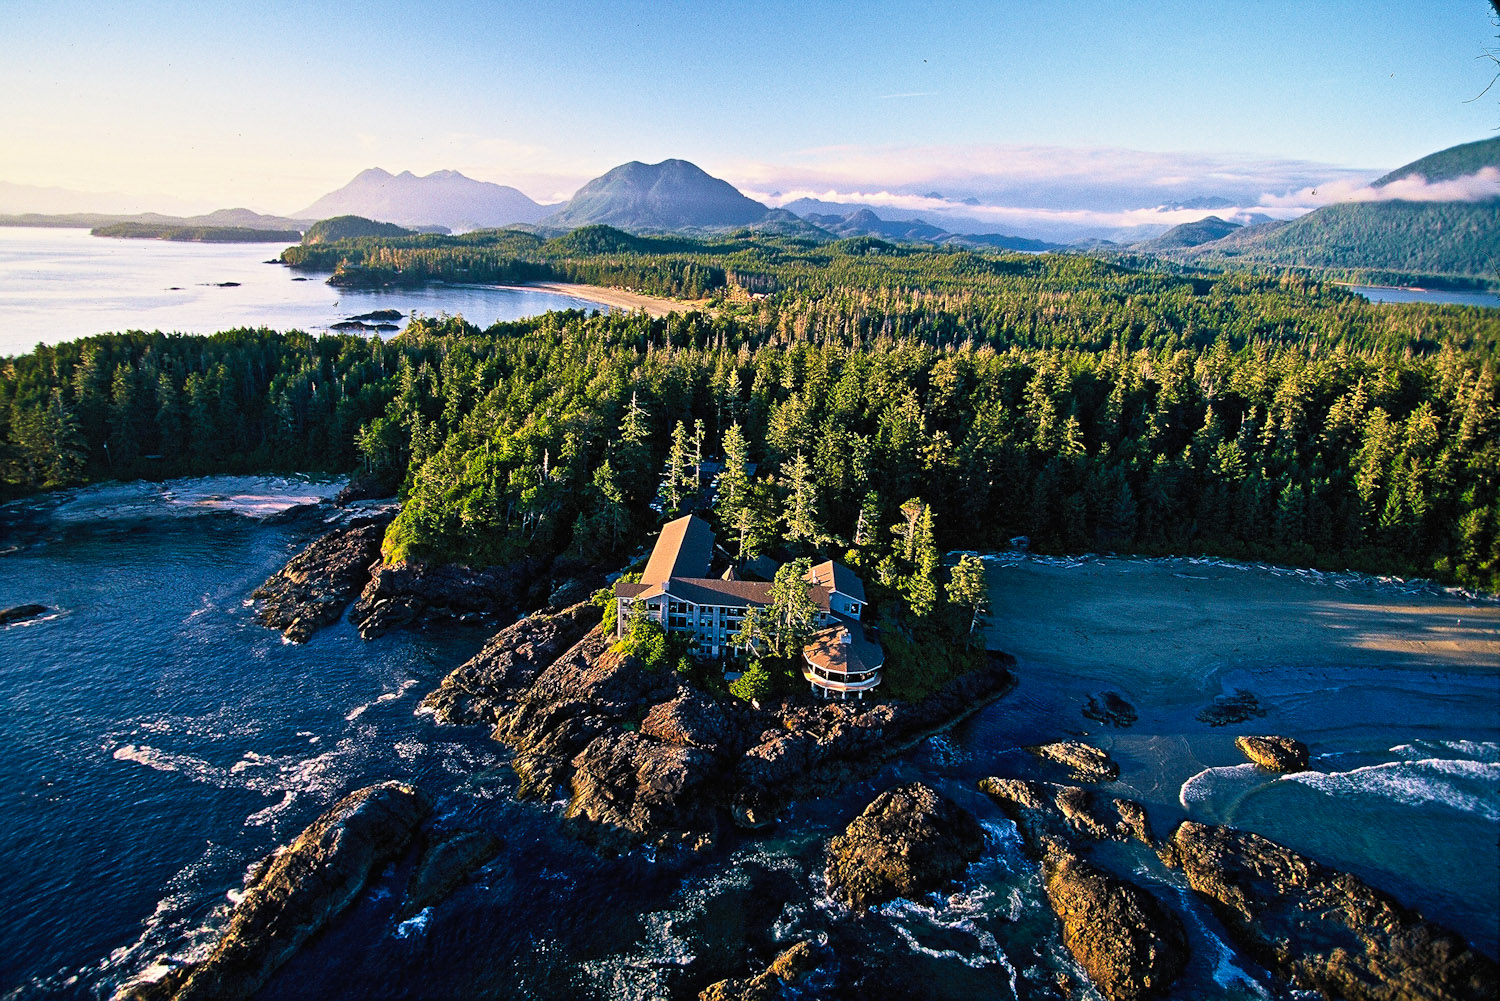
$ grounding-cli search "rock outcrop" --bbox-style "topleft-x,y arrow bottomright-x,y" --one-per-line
350,558 -> 542,638
1041,842 -> 1187,1001
1082,691 -> 1138,727
1162,821 -> 1498,1001
699,940 -> 833,1001
1196,689 -> 1267,726
824,783 -> 985,908
1235,734 -> 1310,772
398,830 -> 502,920
0,603 -> 49,625
1028,740 -> 1120,782
979,777 -> 1153,847
418,602 -> 599,726
421,616 -> 1015,852
130,782 -> 430,1001
253,517 -> 389,642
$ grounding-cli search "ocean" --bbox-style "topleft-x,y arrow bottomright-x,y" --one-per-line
0,227 -> 606,356
2,479 -> 1495,999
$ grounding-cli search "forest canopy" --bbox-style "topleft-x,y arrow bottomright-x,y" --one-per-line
2,234 -> 1497,592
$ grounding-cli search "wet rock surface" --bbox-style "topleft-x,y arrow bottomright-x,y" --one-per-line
418,602 -> 599,726
124,782 -> 430,1001
979,777 -> 1153,847
1196,688 -> 1267,726
824,783 -> 985,909
426,617 -> 1015,852
252,516 -> 390,642
1162,820 -> 1499,1001
398,830 -> 503,921
699,940 -> 834,1001
0,602 -> 50,625
1041,841 -> 1187,1001
350,557 -> 542,638
1235,734 -> 1310,771
1028,740 -> 1120,782
1082,691 -> 1138,727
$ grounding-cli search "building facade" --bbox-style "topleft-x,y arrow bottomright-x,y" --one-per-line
614,514 -> 883,698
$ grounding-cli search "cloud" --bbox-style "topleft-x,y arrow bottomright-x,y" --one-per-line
1261,167 -> 1500,210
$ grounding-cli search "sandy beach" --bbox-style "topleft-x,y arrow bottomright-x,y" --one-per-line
520,282 -> 708,317
984,555 -> 1499,678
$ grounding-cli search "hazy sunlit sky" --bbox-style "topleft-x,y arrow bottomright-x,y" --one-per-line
2,0 -> 1496,217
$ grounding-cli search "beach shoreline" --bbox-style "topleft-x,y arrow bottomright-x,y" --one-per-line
517,281 -> 709,317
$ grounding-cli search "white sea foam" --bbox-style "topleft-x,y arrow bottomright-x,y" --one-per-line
1179,762 -> 1264,810
1285,757 -> 1500,822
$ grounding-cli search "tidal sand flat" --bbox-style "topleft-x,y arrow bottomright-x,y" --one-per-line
972,554 -> 1500,957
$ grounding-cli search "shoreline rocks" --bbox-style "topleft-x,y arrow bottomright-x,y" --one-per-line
252,517 -> 390,642
398,830 -> 503,921
1028,740 -> 1120,782
423,611 -> 1015,852
824,783 -> 985,909
0,603 -> 50,625
979,777 -> 1153,847
123,782 -> 430,1001
1162,820 -> 1498,1001
1235,734 -> 1309,772
699,940 -> 834,1001
1196,689 -> 1267,726
349,557 -> 543,638
1041,841 -> 1187,1001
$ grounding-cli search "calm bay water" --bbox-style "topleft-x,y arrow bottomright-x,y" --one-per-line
0,227 -> 606,356
2,480 -> 1495,999
1346,283 -> 1500,308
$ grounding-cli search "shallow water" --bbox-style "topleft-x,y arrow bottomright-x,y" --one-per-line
1347,283 -> 1500,309
2,486 -> 1496,998
0,227 -> 606,354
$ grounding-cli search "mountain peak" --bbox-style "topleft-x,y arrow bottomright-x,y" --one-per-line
546,158 -> 768,232
298,168 -> 551,230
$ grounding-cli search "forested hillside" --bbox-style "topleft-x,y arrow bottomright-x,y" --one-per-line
3,237 -> 1497,591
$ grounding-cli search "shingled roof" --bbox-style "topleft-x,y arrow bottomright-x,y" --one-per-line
640,514 -> 714,585
807,560 -> 866,603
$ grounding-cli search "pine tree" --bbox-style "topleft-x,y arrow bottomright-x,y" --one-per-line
782,452 -> 823,549
947,553 -> 989,633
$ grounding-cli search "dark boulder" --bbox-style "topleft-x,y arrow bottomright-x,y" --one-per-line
350,558 -> 543,638
0,603 -> 49,625
1196,689 -> 1267,726
1235,734 -> 1310,772
398,830 -> 503,920
253,518 -> 389,642
1163,820 -> 1498,1001
979,777 -> 1154,848
825,783 -> 985,908
133,782 -> 430,1001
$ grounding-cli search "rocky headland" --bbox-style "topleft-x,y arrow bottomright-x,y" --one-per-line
252,516 -> 390,642
824,783 -> 985,909
421,602 -> 1015,853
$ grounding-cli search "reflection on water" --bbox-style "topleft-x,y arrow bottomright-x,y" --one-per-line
0,227 -> 607,354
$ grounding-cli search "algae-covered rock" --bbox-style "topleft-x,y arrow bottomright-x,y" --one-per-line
825,783 -> 984,908
1163,820 -> 1498,1001
1235,734 -> 1309,772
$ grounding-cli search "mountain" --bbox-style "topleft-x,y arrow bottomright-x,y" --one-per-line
1372,136 -> 1500,187
545,159 -> 769,231
797,207 -> 1056,252
297,168 -> 550,231
303,215 -> 417,244
2,207 -> 311,232
1135,215 -> 1243,251
1136,139 -> 1500,285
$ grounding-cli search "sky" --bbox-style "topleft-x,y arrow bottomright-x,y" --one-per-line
1,0 -> 1497,234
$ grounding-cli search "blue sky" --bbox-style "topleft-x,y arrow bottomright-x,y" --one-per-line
1,0 -> 1496,224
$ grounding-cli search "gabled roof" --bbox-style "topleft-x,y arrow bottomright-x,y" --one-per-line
640,514 -> 715,585
807,560 -> 866,603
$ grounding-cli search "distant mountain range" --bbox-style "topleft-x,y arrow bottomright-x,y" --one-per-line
0,206 -> 311,233
297,168 -> 551,231
1133,138 -> 1500,285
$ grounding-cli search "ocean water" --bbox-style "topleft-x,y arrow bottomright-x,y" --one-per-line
1346,283 -> 1500,309
0,227 -> 607,355
1,482 -> 1496,999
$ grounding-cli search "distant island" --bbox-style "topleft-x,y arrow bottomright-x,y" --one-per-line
302,215 -> 419,244
91,221 -> 303,243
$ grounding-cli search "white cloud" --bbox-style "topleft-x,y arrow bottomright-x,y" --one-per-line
1261,167 -> 1500,210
